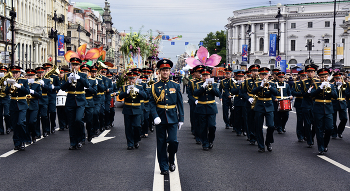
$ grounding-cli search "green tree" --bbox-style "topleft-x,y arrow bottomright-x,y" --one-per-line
201,30 -> 226,66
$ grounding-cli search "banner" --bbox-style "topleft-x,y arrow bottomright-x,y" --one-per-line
58,35 -> 65,56
337,43 -> 344,59
269,34 -> 277,57
324,43 -> 331,60
280,60 -> 287,73
171,42 -> 175,45
242,44 -> 248,62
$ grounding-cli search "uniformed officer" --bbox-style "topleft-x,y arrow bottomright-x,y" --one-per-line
139,72 -> 151,138
106,71 -> 117,129
291,70 -> 307,142
0,65 -> 12,134
25,69 -> 42,143
60,57 -> 89,150
219,68 -> 233,129
193,67 -> 221,150
5,66 -> 30,150
150,59 -> 184,175
131,68 -> 147,133
103,69 -> 113,129
310,68 -> 337,155
331,72 -> 347,139
80,64 -> 97,142
242,64 -> 260,145
301,64 -> 319,148
274,72 -> 293,134
230,71 -> 245,136
35,67 -> 51,138
99,68 -> 108,131
43,63 -> 60,134
91,64 -> 105,135
271,68 -> 280,131
188,65 -> 204,144
57,67 -> 68,131
119,71 -> 147,150
251,67 -> 278,152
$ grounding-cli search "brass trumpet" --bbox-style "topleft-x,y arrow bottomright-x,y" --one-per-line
263,79 -> 269,88
325,84 -> 332,93
0,72 -> 13,97
72,69 -> 78,87
207,81 -> 213,91
26,94 -> 32,105
129,86 -> 138,99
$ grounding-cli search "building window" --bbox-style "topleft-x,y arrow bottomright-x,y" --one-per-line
260,24 -> 263,30
306,39 -> 313,51
291,23 -> 296,29
291,40 -> 296,51
343,20 -> 346,24
274,23 -> 278,29
259,38 -> 264,51
325,21 -> 330,27
308,22 -> 313,28
324,39 -> 329,43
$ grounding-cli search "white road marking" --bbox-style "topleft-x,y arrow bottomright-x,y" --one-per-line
318,155 -> 350,173
0,128 -> 59,158
346,126 -> 350,129
153,149 -> 182,191
263,126 -> 267,129
91,130 -> 115,144
290,111 -> 296,114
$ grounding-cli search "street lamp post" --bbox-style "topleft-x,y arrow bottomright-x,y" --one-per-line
305,41 -> 314,64
276,3 -> 283,57
247,21 -> 252,65
318,35 -> 325,68
10,0 -> 16,67
77,24 -> 81,47
51,10 -> 64,66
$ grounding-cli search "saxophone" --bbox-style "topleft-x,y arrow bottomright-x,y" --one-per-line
0,72 -> 13,97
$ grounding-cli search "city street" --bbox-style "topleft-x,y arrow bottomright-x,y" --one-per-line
1,94 -> 350,190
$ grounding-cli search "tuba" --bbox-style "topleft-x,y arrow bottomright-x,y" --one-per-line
0,72 -> 13,97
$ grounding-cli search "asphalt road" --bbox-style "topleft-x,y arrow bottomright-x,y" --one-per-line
1,93 -> 350,190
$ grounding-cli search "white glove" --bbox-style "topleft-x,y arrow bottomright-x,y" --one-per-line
127,89 -> 130,94
0,73 -> 4,78
51,85 -> 55,90
307,87 -> 313,93
248,98 -> 254,104
28,79 -> 34,84
6,79 -> 15,85
39,80 -> 45,86
84,87 -> 88,90
338,85 -> 341,90
96,79 -> 98,85
14,83 -> 21,88
154,117 -> 161,125
134,88 -> 139,93
3,81 -> 6,86
336,82 -> 342,86
202,82 -> 208,88
178,122 -> 184,130
75,74 -> 80,80
69,73 -> 74,78
195,100 -> 198,105
237,80 -> 243,84
327,76 -> 332,81
30,89 -> 34,94
260,81 -> 264,87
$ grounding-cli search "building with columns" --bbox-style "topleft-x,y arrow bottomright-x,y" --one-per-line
226,1 -> 350,70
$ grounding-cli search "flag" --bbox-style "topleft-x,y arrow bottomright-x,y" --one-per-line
269,34 -> 277,56
171,42 -> 175,45
185,42 -> 189,45
199,42 -> 203,46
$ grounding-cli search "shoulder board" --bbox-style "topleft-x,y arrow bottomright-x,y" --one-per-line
89,77 -> 95,80
154,81 -> 161,85
246,78 -> 252,80
97,77 -> 102,80
301,79 -> 307,81
19,77 -> 26,80
33,81 -> 41,84
52,74 -> 58,76
170,80 -> 179,84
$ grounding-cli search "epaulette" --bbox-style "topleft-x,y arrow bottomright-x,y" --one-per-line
89,77 -> 95,80
52,74 -> 58,76
170,80 -> 179,84
246,78 -> 252,80
154,80 -> 161,85
33,81 -> 41,84
301,79 -> 307,81
19,77 -> 26,80
97,77 -> 102,80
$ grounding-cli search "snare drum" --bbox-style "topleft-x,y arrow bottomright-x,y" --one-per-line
278,99 -> 292,112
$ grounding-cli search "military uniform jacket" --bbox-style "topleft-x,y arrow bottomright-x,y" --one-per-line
193,81 -> 220,114
230,81 -> 245,107
140,82 -> 150,112
28,82 -> 42,111
58,77 -> 67,90
150,79 -> 184,124
94,77 -> 105,105
301,78 -> 320,109
241,77 -> 259,107
219,78 -> 233,100
119,84 -> 147,115
104,77 -> 113,104
5,78 -> 30,111
35,77 -> 51,105
344,82 -> 350,108
85,78 -> 97,108
310,82 -> 337,114
275,82 -> 292,99
291,81 -> 303,108
251,81 -> 278,113
332,83 -> 347,111
48,74 -> 60,99
61,72 -> 89,107
188,78 -> 200,104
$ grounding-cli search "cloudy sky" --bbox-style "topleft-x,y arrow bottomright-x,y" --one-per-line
72,0 -> 330,63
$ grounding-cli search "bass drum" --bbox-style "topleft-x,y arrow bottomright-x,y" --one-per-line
56,90 -> 67,106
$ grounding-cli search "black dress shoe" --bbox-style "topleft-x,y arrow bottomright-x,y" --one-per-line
318,151 -> 324,155
14,146 -> 20,150
307,145 -> 312,148
77,143 -> 82,149
196,141 -> 201,145
169,164 -> 176,172
100,127 -> 105,132
203,147 -> 209,151
209,143 -> 213,149
65,125 -> 69,129
19,145 -> 25,151
43,132 -> 48,137
81,141 -> 85,145
127,146 -> 134,150
105,126 -> 110,130
69,146 -> 77,150
51,130 -> 55,134
243,132 -> 247,136
298,139 -> 304,142
338,134 -> 343,138
134,142 -> 139,149
258,148 -> 265,153
266,144 -> 272,152
332,136 -> 337,139
58,128 -> 64,131
150,128 -> 154,132
88,137 -> 93,142
324,148 -> 328,152
160,170 -> 169,175
236,133 -> 242,136
282,128 -> 286,132
277,131 -> 283,134
249,142 -> 255,145
32,137 -> 36,143
6,129 -> 10,134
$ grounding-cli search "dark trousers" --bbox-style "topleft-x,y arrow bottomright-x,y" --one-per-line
314,113 -> 333,152
0,102 -> 10,133
302,108 -> 315,145
142,111 -> 150,135
189,102 -> 200,142
275,111 -> 289,132
332,109 -> 348,137
93,104 -> 101,132
233,106 -> 244,135
255,111 -> 274,149
84,107 -> 94,140
124,114 -> 141,147
242,106 -> 248,138
198,114 -> 216,148
110,107 -> 115,126
36,104 -> 48,137
66,105 -> 85,146
189,102 -> 195,134
57,106 -> 66,130
295,107 -> 305,141
222,99 -> 231,127
26,109 -> 38,140
11,109 -> 29,147
183,84 -> 187,93
48,101 -> 56,131
156,123 -> 178,171
104,101 -> 111,127
99,103 -> 105,130
246,106 -> 256,143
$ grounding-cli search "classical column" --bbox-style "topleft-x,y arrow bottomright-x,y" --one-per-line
280,21 -> 285,54
264,22 -> 269,54
251,23 -> 256,54
35,43 -> 39,66
229,28 -> 233,57
233,26 -> 238,54
240,24 -> 245,53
